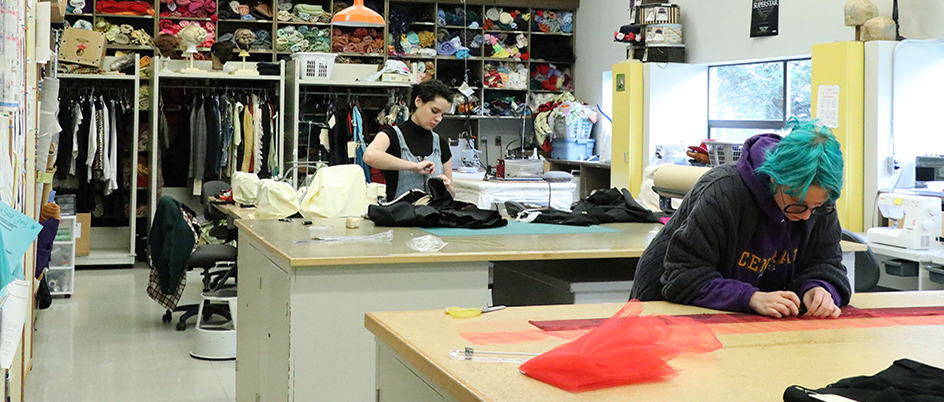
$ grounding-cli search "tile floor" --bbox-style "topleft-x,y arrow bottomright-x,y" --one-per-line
25,265 -> 235,402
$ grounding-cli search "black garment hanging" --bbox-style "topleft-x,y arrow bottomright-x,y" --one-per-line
328,104 -> 351,166
204,95 -> 222,181
258,96 -> 272,178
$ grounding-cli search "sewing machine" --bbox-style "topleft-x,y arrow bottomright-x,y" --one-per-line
449,136 -> 480,173
867,193 -> 943,249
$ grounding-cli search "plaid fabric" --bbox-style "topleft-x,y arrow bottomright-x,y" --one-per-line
146,205 -> 200,311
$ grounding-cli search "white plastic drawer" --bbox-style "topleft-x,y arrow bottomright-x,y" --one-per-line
50,243 -> 74,268
46,269 -> 73,295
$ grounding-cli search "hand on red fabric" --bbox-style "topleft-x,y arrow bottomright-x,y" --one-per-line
749,290 -> 801,318
803,287 -> 842,318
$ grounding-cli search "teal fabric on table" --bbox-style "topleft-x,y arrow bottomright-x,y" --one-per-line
421,220 -> 622,237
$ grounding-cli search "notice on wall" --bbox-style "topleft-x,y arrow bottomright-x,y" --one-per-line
750,0 -> 779,37
0,279 -> 28,369
817,85 -> 841,129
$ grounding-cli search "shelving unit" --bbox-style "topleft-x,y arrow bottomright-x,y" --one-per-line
148,57 -> 286,220
47,215 -> 77,297
57,55 -> 147,266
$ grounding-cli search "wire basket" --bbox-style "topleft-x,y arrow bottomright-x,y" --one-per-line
293,52 -> 337,80
705,140 -> 743,166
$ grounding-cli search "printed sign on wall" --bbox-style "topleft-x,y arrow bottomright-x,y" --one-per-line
751,0 -> 779,37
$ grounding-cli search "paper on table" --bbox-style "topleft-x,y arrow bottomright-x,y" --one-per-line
0,279 -> 28,369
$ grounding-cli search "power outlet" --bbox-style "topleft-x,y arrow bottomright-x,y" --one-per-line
886,155 -> 902,172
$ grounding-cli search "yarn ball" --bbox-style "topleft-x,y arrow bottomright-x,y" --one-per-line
861,17 -> 896,41
154,33 -> 179,57
40,203 -> 61,222
844,0 -> 878,26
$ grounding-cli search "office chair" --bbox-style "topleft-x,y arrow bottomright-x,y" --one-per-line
202,180 -> 236,242
841,229 -> 881,292
149,196 -> 238,331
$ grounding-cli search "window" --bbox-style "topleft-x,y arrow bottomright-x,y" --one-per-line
708,59 -> 812,142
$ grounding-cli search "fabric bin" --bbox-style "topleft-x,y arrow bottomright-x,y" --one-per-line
551,138 -> 595,161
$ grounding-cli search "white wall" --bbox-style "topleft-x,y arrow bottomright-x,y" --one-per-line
576,0 -> 944,112
643,63 -> 708,168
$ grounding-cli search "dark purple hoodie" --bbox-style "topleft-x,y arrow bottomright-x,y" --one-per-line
689,134 -> 841,312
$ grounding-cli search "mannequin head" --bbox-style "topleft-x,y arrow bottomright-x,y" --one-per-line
178,25 -> 208,55
210,42 -> 235,70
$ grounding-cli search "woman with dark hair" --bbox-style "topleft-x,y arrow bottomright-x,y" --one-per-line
631,119 -> 850,319
364,79 -> 456,201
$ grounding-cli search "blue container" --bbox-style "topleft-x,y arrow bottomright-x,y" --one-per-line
551,138 -> 595,161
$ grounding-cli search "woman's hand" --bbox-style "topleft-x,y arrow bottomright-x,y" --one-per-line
749,291 -> 801,318
802,287 -> 841,318
437,174 -> 455,197
412,160 -> 435,175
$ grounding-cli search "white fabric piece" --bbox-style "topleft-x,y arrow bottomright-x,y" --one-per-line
103,100 -> 119,195
362,60 -> 411,82
86,100 -> 97,182
252,180 -> 301,219
232,171 -> 260,204
451,171 -> 576,211
300,165 -> 368,218
70,102 -> 81,175
252,94 -> 263,174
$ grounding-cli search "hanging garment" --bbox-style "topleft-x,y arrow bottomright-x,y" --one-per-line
190,95 -> 207,184
258,98 -> 272,178
368,177 -> 506,229
219,96 -> 233,174
351,105 -> 371,184
232,100 -> 243,177
241,99 -> 255,172
252,94 -> 264,174
204,95 -> 222,181
327,107 -> 349,166
85,99 -> 98,182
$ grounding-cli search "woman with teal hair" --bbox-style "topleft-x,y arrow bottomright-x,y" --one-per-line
631,119 -> 850,319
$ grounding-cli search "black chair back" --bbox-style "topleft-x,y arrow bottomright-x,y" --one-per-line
841,229 -> 881,292
202,180 -> 232,221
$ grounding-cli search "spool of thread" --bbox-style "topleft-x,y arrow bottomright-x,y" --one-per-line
345,217 -> 362,229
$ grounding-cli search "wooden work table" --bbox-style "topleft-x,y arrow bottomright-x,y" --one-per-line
233,217 -> 870,402
234,218 -> 659,402
366,291 -> 944,402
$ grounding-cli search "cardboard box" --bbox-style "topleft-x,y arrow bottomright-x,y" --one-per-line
58,28 -> 106,68
75,213 -> 91,256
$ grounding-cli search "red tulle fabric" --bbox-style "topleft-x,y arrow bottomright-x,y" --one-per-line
518,300 -> 722,392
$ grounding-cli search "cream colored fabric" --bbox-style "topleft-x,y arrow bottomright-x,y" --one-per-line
300,165 -> 368,218
253,180 -> 301,219
366,183 -> 386,205
232,171 -> 260,204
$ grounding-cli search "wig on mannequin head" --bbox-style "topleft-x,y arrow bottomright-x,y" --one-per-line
234,28 -> 256,50
211,42 -> 235,64
178,24 -> 209,50
154,33 -> 180,58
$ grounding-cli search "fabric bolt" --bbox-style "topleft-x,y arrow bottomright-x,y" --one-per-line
437,40 -> 457,56
96,0 -> 153,15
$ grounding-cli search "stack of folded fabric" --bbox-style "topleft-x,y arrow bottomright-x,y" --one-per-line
436,29 -> 482,58
251,29 -> 270,49
69,19 -> 94,30
483,62 -> 527,90
532,10 -> 573,34
483,7 -> 529,31
97,0 -> 154,16
530,63 -> 573,92
332,27 -> 384,54
439,7 -> 481,28
483,92 -> 521,117
483,33 -> 527,60
275,25 -> 330,53
158,0 -> 214,18
93,19 -> 154,46
391,30 -> 435,57
66,0 -> 93,14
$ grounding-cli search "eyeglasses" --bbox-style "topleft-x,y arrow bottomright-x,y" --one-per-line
778,189 -> 836,216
